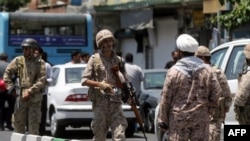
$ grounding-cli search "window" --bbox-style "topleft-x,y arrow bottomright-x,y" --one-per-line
51,68 -> 60,86
211,47 -> 228,69
143,71 -> 166,89
65,67 -> 85,83
225,45 -> 245,80
8,13 -> 87,46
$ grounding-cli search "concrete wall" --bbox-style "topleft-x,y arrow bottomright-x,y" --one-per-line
120,17 -> 178,69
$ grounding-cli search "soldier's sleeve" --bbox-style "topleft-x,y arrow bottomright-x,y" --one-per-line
208,70 -> 221,109
3,58 -> 18,90
234,72 -> 250,106
158,69 -> 174,125
28,61 -> 46,95
217,70 -> 232,109
81,55 -> 94,85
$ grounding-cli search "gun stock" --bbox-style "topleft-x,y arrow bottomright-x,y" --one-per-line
124,83 -> 147,141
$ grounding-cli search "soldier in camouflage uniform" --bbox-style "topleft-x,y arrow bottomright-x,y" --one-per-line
158,34 -> 221,141
81,29 -> 128,141
196,46 -> 232,141
3,38 -> 46,135
234,43 -> 250,124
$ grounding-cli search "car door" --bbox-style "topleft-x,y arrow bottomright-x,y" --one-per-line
211,44 -> 245,94
47,67 -> 60,115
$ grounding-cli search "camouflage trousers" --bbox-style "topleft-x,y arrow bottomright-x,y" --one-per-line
14,97 -> 41,135
234,105 -> 250,124
91,98 -> 128,141
209,119 -> 223,141
168,116 -> 210,141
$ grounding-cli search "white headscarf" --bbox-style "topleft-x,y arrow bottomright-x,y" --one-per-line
176,34 -> 198,53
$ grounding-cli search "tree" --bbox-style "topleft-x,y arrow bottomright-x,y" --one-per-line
211,0 -> 250,31
0,0 -> 30,12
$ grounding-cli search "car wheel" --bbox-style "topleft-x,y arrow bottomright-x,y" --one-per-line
125,120 -> 136,137
157,130 -> 168,141
50,111 -> 65,137
144,110 -> 154,133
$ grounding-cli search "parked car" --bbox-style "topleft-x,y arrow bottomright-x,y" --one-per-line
154,39 -> 250,140
47,64 -> 137,137
139,69 -> 166,133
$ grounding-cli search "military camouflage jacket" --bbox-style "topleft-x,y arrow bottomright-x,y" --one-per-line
3,56 -> 46,102
81,51 -> 126,103
234,71 -> 250,106
212,66 -> 232,104
158,56 -> 221,125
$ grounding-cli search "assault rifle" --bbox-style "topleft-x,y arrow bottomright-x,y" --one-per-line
111,62 -> 147,141
122,82 -> 147,141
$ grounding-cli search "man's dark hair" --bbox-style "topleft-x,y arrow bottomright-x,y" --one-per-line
71,51 -> 81,59
196,55 -> 211,63
116,51 -> 122,57
81,52 -> 90,58
0,53 -> 8,60
125,53 -> 133,63
36,46 -> 44,54
180,51 -> 194,57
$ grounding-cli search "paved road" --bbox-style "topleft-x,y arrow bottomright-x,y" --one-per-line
0,128 -> 157,141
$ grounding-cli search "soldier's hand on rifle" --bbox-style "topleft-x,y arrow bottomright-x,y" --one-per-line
98,81 -> 114,94
22,89 -> 30,100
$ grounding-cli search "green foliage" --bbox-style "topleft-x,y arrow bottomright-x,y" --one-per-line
211,0 -> 250,31
0,0 -> 30,12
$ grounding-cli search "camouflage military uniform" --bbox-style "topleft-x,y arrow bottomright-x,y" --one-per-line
234,69 -> 250,124
158,57 -> 221,141
81,51 -> 128,141
3,56 -> 46,135
209,66 -> 232,141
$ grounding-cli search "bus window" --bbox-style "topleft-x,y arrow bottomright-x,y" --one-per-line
0,12 -> 93,65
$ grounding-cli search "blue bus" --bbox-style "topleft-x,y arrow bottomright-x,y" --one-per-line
0,12 -> 93,65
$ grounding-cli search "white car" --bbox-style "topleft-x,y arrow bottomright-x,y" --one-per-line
154,39 -> 250,140
47,64 -> 137,137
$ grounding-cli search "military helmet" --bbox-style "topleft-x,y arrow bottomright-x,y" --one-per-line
21,38 -> 39,48
95,29 -> 114,48
195,46 -> 211,56
244,43 -> 250,59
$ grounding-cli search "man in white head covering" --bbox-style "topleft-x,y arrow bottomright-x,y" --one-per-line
158,34 -> 221,141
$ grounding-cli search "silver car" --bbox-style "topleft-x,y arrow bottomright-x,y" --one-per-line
139,69 -> 166,133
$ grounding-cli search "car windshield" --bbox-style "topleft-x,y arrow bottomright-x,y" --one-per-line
65,67 -> 85,83
143,71 -> 166,89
